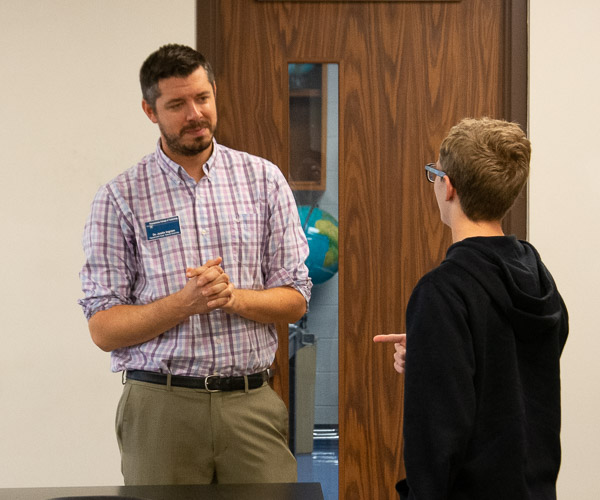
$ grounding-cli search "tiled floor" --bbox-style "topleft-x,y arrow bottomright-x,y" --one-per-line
297,432 -> 339,500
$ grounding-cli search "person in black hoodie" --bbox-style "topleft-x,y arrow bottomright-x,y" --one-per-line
374,117 -> 568,499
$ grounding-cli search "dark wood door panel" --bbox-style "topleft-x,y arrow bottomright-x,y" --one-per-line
200,1 -> 525,498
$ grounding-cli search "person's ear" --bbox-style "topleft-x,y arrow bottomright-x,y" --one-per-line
444,176 -> 457,202
142,100 -> 158,124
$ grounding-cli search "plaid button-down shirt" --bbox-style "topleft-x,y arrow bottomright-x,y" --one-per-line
79,140 -> 311,377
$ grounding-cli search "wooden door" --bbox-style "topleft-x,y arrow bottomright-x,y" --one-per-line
198,1 -> 527,498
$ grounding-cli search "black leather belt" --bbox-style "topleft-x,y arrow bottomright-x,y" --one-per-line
125,369 -> 270,392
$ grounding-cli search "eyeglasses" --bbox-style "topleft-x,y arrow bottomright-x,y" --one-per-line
425,163 -> 446,183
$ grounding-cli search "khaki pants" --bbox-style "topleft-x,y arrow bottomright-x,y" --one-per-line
115,379 -> 297,485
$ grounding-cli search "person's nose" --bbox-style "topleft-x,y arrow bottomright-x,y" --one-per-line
186,101 -> 203,121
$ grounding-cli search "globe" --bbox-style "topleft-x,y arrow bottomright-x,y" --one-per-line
297,205 -> 339,285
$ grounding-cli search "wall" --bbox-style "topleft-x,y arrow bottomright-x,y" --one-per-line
0,0 -> 598,497
529,2 -> 600,499
0,0 -> 195,487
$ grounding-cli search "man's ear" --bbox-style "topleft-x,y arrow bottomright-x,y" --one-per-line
142,100 -> 158,124
444,176 -> 457,202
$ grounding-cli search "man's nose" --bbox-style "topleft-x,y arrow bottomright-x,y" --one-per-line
186,102 -> 202,120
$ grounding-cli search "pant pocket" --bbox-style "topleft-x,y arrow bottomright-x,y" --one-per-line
115,383 -> 132,455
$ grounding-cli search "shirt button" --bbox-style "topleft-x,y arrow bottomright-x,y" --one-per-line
201,229 -> 208,235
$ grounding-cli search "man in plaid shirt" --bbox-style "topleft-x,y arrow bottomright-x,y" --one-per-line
79,44 -> 311,485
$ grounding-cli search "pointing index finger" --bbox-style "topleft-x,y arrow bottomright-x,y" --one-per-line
372,333 -> 406,344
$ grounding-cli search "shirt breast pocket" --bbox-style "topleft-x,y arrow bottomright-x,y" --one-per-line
138,232 -> 187,296
230,212 -> 264,265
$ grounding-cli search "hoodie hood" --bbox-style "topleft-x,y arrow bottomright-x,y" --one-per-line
444,236 -> 565,339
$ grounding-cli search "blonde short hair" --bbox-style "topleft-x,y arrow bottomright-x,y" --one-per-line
439,117 -> 531,222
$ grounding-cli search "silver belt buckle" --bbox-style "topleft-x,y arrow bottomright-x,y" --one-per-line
203,374 -> 221,392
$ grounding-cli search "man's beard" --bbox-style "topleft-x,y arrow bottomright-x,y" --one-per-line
160,120 -> 215,157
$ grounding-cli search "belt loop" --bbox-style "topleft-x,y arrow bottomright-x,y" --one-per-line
122,370 -> 127,385
166,361 -> 172,391
244,375 -> 249,393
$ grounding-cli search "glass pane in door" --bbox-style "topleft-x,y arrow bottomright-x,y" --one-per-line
288,63 -> 339,500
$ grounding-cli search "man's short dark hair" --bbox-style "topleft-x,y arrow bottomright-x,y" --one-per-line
140,44 -> 215,109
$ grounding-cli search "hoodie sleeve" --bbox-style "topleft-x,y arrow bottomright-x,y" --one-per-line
402,275 -> 476,499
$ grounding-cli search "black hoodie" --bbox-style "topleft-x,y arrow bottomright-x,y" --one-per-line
397,236 -> 568,500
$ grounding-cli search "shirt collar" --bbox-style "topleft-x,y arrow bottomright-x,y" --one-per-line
155,138 -> 219,184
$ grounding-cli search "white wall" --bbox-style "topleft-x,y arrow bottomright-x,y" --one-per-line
529,2 -> 600,499
1,0 -> 598,496
0,0 -> 195,487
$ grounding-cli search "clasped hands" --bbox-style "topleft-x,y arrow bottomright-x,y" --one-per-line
180,257 -> 235,315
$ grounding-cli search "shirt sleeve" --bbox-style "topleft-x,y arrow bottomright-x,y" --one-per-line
403,276 -> 476,499
262,166 -> 312,305
78,184 -> 136,319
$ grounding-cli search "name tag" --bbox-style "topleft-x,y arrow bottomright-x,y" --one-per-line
145,216 -> 181,241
